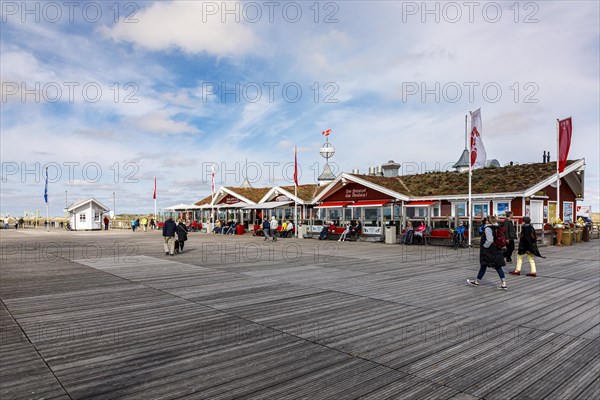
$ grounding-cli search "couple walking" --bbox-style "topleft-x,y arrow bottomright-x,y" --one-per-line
162,217 -> 188,256
468,215 -> 543,290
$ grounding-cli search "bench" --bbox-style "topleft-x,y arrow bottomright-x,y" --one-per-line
427,229 -> 453,246
325,226 -> 346,240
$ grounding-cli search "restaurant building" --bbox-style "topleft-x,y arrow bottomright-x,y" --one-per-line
194,158 -> 586,240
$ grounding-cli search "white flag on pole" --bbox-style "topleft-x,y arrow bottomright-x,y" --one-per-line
470,108 -> 487,169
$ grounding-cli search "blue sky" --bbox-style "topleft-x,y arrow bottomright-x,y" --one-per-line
1,0 -> 599,216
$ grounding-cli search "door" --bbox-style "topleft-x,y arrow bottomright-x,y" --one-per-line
530,201 -> 544,229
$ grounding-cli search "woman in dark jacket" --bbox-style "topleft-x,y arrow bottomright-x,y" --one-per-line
510,217 -> 543,277
468,215 -> 508,290
175,220 -> 188,253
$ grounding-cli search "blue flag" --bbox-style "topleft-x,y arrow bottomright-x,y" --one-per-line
44,167 -> 48,204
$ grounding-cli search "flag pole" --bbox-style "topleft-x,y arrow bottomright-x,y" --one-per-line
44,167 -> 49,232
467,113 -> 472,247
211,163 -> 215,227
294,146 -> 298,238
556,119 -> 560,221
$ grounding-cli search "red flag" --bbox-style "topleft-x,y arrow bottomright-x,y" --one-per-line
211,163 -> 215,193
558,117 -> 572,173
293,147 -> 298,187
322,129 -> 331,136
153,176 -> 156,200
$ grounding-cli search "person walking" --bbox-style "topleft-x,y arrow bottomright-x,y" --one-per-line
270,216 -> 279,241
150,218 -> 156,230
162,217 -> 177,256
130,218 -> 136,232
467,215 -> 508,290
141,217 -> 148,232
262,217 -> 270,242
503,211 -> 517,262
510,216 -> 544,277
175,219 -> 188,253
103,216 -> 110,231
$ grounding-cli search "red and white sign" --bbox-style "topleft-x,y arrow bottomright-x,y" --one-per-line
576,205 -> 591,218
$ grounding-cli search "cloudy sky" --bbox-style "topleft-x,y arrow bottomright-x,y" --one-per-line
1,0 -> 598,216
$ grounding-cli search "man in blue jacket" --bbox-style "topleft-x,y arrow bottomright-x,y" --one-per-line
162,217 -> 177,256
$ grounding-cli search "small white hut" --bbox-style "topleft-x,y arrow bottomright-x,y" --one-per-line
66,198 -> 110,231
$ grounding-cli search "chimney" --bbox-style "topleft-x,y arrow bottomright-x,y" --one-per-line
543,151 -> 547,163
547,151 -> 551,163
351,168 -> 360,174
381,160 -> 401,177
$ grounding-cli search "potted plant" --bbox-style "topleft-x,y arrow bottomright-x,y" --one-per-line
553,218 -> 564,246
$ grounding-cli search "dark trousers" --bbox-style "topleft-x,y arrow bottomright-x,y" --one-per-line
477,265 -> 506,281
504,239 -> 515,260
178,240 -> 185,251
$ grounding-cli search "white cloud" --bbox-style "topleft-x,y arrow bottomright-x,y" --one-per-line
126,110 -> 200,135
102,1 -> 258,57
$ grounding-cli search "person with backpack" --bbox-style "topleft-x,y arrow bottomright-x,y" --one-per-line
503,211 -> 517,262
510,216 -> 544,277
467,215 -> 508,290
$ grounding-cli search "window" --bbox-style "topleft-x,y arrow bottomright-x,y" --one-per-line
432,205 -> 440,217
364,207 -> 381,226
328,208 -> 342,224
79,213 -> 86,222
94,211 -> 100,222
406,207 -> 427,219
343,208 -> 352,221
494,201 -> 510,216
548,201 -> 557,223
472,203 -> 489,218
383,206 -> 392,221
452,202 -> 466,217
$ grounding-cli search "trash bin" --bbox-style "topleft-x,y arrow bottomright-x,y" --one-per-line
562,230 -> 573,246
236,224 -> 245,235
385,225 -> 397,244
582,226 -> 590,242
298,224 -> 309,238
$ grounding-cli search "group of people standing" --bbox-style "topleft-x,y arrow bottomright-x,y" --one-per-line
261,216 -> 295,241
130,217 -> 156,232
468,211 -> 544,290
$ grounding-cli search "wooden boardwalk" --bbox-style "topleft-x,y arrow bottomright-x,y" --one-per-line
1,229 -> 598,399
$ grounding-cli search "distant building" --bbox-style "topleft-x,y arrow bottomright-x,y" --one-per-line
66,198 -> 109,230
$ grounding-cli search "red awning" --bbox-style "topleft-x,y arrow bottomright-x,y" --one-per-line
348,200 -> 391,208
405,201 -> 439,207
315,201 -> 353,208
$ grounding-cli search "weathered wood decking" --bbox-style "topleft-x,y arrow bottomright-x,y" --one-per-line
1,229 -> 598,399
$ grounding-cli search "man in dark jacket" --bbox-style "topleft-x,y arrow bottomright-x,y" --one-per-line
503,211 -> 517,262
162,217 -> 177,256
